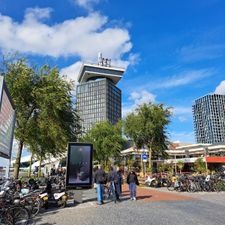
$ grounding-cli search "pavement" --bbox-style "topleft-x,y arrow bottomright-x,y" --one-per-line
33,185 -> 225,225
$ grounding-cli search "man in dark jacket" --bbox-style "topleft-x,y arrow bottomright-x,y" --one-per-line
94,165 -> 106,205
127,168 -> 139,200
107,166 -> 121,202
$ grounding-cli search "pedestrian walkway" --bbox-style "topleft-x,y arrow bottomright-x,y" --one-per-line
34,185 -> 225,225
122,185 -> 194,202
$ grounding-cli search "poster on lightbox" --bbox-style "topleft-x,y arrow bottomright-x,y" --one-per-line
0,76 -> 16,159
66,143 -> 93,188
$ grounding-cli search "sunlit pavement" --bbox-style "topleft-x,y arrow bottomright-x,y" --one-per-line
33,185 -> 225,225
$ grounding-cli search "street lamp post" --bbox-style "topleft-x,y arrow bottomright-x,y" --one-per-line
174,154 -> 177,175
205,147 -> 209,174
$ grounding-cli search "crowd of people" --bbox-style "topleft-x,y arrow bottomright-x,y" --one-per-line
93,165 -> 139,205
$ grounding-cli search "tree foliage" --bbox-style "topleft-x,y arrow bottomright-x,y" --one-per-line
124,102 -> 172,168
2,57 -> 38,178
2,55 -> 81,178
177,160 -> 184,174
194,158 -> 207,174
82,121 -> 125,167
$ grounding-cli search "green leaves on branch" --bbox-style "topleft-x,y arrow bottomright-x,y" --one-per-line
30,65 -> 81,158
123,102 -> 172,166
82,121 -> 125,166
2,56 -> 81,178
194,158 -> 207,174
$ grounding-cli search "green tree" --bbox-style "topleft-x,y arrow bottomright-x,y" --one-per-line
124,103 -> 171,169
3,57 -> 38,178
194,158 -> 207,174
82,121 -> 125,167
27,65 -> 82,176
2,56 -> 81,178
157,163 -> 167,174
177,160 -> 184,174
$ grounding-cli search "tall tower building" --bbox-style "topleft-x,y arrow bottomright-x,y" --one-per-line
192,94 -> 225,144
76,55 -> 125,132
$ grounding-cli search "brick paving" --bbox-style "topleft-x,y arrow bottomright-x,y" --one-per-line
35,186 -> 225,225
122,185 -> 194,202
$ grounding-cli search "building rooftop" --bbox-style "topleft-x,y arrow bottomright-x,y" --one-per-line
77,63 -> 125,85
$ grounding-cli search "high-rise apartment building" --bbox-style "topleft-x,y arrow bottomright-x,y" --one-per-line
192,94 -> 225,144
76,55 -> 125,132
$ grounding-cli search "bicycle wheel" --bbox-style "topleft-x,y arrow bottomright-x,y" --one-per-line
8,206 -> 29,225
30,199 -> 41,217
167,182 -> 175,191
103,186 -> 110,200
214,180 -> 225,192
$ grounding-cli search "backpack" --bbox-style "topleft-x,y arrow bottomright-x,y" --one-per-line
113,172 -> 120,184
98,173 -> 106,184
129,173 -> 135,183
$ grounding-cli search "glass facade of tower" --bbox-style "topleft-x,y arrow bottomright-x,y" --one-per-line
76,78 -> 121,132
193,94 -> 225,144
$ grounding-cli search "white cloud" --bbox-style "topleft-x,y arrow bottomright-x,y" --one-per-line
129,90 -> 156,106
128,53 -> 140,65
173,106 -> 192,116
122,90 -> 156,117
172,106 -> 192,122
179,43 -> 225,62
25,7 -> 52,20
148,69 -> 214,90
169,131 -> 195,144
177,116 -> 187,122
60,61 -> 82,83
159,69 -> 213,89
215,80 -> 225,95
73,0 -> 100,11
0,8 -> 132,60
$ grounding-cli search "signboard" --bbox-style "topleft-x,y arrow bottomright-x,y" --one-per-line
66,143 -> 93,189
165,157 -> 200,164
142,153 -> 147,162
0,76 -> 16,159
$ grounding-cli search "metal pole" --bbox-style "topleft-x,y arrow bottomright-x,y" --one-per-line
144,162 -> 146,177
174,154 -> 177,175
7,157 -> 11,178
205,147 -> 208,174
205,157 -> 208,174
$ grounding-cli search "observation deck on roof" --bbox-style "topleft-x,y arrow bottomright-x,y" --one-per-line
78,63 -> 125,85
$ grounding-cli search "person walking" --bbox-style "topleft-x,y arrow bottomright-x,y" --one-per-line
117,167 -> 123,194
94,165 -> 106,205
107,166 -> 121,202
127,168 -> 139,200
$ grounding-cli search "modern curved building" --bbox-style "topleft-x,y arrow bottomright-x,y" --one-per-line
76,60 -> 125,132
193,94 -> 225,144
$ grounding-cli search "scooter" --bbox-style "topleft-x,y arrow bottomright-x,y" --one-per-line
145,176 -> 158,187
50,190 -> 68,208
39,189 -> 68,209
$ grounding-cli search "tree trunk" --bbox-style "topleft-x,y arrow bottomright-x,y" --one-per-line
148,147 -> 152,176
148,147 -> 152,169
38,156 -> 42,177
28,153 -> 33,177
13,141 -> 24,179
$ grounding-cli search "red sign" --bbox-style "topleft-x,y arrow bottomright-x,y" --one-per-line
206,157 -> 225,163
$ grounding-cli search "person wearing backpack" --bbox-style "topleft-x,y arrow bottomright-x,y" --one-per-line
127,167 -> 139,200
107,166 -> 121,202
94,165 -> 106,205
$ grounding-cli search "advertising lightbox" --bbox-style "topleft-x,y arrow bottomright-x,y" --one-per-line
0,76 -> 16,159
66,143 -> 93,189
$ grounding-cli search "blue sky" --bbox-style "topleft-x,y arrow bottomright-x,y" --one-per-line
0,0 -> 225,162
